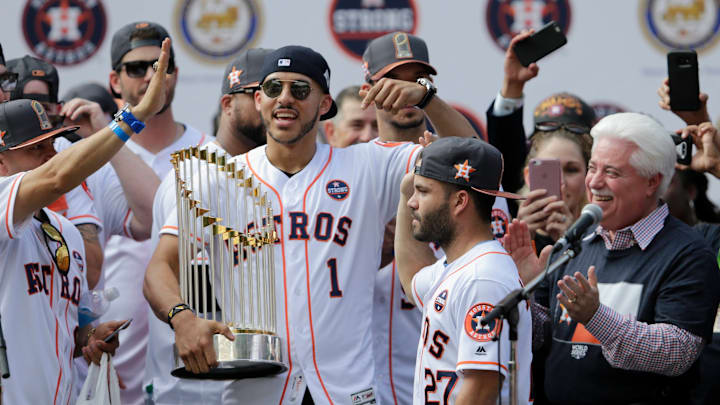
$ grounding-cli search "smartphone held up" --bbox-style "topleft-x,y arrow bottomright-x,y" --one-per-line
513,21 -> 567,67
667,50 -> 700,111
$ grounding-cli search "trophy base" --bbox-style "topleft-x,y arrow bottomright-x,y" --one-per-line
172,332 -> 287,380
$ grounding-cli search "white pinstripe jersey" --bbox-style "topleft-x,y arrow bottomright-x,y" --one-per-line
411,240 -> 532,405
162,140 -> 421,404
0,172 -> 88,405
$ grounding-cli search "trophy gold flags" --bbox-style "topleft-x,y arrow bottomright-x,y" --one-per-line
170,147 -> 286,379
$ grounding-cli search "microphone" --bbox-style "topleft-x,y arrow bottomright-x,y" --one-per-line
553,204 -> 603,251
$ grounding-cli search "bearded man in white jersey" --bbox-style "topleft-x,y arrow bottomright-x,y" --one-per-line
0,38 -> 171,404
395,137 -> 532,405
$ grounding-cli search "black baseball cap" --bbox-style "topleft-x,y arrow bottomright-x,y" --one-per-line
111,21 -> 175,71
0,99 -> 78,152
362,32 -> 437,83
62,83 -> 119,116
258,45 -> 337,121
415,137 -> 524,200
6,55 -> 60,104
222,48 -> 274,95
533,92 -> 596,131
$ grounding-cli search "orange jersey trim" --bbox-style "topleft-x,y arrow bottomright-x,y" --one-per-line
405,144 -> 422,174
246,152 -> 293,404
456,360 -> 508,373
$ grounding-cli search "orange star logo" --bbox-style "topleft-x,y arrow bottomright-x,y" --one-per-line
0,130 -> 6,147
454,160 -> 476,182
227,66 -> 243,88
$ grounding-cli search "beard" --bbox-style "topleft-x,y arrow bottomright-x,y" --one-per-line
412,203 -> 455,246
265,106 -> 319,145
390,115 -> 425,130
236,120 -> 266,146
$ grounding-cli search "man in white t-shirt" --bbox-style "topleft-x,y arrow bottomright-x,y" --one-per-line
0,40 -> 170,403
395,137 -> 532,404
143,47 -> 271,405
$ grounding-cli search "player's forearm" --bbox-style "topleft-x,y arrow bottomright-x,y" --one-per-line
423,96 -> 476,139
18,113 -> 150,223
76,224 -> 103,289
394,195 -> 435,305
144,236 -> 183,323
109,147 -> 160,239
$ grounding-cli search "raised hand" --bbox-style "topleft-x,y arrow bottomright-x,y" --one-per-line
657,77 -> 710,125
556,266 -> 600,325
678,122 -> 720,178
502,30 -> 540,98
131,38 -> 172,121
61,98 -> 107,137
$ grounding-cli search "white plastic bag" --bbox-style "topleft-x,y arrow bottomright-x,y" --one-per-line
76,352 -> 122,405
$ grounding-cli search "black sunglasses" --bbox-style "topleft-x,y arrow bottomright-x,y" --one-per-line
0,72 -> 18,92
261,79 -> 312,100
119,59 -> 175,78
37,210 -> 70,274
534,121 -> 590,135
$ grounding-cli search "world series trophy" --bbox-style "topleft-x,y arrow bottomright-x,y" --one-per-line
169,147 -> 286,379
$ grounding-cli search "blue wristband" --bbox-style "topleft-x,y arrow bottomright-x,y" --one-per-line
109,120 -> 131,142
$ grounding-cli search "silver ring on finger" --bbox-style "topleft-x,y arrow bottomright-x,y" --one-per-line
568,295 -> 577,304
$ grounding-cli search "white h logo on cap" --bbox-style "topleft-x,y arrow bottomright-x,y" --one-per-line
278,58 -> 291,67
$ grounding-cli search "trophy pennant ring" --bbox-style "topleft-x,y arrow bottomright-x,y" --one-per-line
170,146 -> 286,379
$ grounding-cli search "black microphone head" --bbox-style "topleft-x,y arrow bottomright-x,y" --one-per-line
581,204 -> 603,223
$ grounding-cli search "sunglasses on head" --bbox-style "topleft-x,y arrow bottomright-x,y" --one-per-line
0,72 -> 18,92
119,59 -> 175,78
261,79 -> 312,100
534,121 -> 590,135
37,210 -> 70,273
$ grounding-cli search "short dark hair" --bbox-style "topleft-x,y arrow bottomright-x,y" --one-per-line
445,183 -> 495,223
335,86 -> 361,110
114,27 -> 171,72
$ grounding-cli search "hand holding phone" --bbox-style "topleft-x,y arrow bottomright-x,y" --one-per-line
667,50 -> 700,111
670,133 -> 693,166
529,158 -> 562,199
513,21 -> 567,67
103,318 -> 132,343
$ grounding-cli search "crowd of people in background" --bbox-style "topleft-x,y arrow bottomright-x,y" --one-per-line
0,19 -> 719,405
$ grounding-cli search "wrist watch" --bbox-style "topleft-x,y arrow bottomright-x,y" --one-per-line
114,103 -> 146,134
415,77 -> 437,109
167,303 -> 195,329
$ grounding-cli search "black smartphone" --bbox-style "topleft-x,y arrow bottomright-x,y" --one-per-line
667,50 -> 700,111
103,318 -> 132,343
513,21 -> 567,67
670,133 -> 693,165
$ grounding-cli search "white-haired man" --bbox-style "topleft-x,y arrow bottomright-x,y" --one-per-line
505,112 -> 720,404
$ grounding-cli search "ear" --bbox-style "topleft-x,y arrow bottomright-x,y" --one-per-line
109,70 -> 121,97
319,94 -> 332,117
254,89 -> 262,112
450,188 -> 471,217
220,94 -> 233,115
323,121 -> 336,143
647,173 -> 662,197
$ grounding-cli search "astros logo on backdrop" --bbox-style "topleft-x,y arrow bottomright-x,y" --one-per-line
175,0 -> 261,63
485,0 -> 572,50
22,0 -> 107,66
329,0 -> 418,60
641,0 -> 720,53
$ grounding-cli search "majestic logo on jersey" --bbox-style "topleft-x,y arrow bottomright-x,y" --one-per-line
176,0 -> 261,62
475,345 -> 487,356
491,208 -> 509,239
227,66 -> 243,87
641,0 -> 720,53
485,0 -> 572,51
72,250 -> 84,272
350,387 -> 376,405
329,0 -> 418,60
22,0 -> 107,66
453,160 -> 476,182
326,179 -> 350,200
464,302 -> 502,342
434,289 -> 448,312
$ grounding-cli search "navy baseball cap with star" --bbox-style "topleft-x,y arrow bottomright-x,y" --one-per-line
258,45 -> 337,121
415,137 -> 524,200
362,31 -> 437,83
0,99 -> 78,153
222,48 -> 274,95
